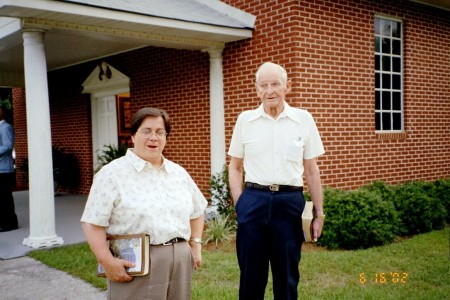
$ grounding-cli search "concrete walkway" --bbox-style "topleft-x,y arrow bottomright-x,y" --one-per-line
0,191 -> 106,299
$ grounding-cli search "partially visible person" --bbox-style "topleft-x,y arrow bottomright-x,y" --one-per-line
0,106 -> 18,232
81,107 -> 207,300
228,62 -> 325,299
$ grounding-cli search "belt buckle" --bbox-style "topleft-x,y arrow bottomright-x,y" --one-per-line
269,184 -> 279,192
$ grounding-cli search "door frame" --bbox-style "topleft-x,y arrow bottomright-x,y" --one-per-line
82,62 -> 130,170
90,87 -> 129,168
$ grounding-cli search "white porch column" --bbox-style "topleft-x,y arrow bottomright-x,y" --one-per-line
22,29 -> 63,248
207,47 -> 226,175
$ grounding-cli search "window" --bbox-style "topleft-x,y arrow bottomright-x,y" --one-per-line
374,17 -> 403,131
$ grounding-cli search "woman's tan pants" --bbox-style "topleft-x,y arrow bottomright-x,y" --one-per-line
108,241 -> 194,300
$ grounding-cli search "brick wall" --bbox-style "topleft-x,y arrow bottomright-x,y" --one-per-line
12,0 -> 449,195
48,69 -> 93,194
122,47 -> 211,193
14,47 -> 212,195
12,88 -> 27,190
222,0 -> 450,189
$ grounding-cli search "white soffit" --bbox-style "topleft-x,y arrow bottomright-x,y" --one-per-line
0,0 -> 255,85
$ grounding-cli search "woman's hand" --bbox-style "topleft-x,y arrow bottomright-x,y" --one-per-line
189,242 -> 202,269
82,223 -> 134,282
101,257 -> 135,282
189,215 -> 205,269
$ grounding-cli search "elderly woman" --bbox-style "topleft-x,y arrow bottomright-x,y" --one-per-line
81,107 -> 207,300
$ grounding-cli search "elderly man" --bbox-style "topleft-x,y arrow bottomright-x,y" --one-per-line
228,62 -> 325,299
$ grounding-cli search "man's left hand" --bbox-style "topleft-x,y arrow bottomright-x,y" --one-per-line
312,217 -> 325,242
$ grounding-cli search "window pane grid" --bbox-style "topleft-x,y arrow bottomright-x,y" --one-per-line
375,17 -> 403,131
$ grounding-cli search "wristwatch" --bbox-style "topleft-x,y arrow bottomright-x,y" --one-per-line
189,237 -> 202,244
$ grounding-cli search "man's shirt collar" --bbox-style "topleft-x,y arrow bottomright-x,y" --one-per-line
248,102 -> 301,124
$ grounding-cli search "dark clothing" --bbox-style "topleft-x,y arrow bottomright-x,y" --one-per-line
0,119 -> 18,231
235,187 -> 305,300
0,172 -> 18,230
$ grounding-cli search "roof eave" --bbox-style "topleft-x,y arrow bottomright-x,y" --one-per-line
0,1 -> 254,43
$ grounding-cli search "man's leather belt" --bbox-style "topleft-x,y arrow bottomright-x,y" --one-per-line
245,182 -> 303,192
158,237 -> 186,246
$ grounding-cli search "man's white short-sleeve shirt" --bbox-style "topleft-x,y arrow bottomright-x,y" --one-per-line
81,149 -> 207,245
228,102 -> 325,187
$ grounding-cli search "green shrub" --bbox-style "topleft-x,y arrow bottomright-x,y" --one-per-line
433,178 -> 450,224
0,96 -> 13,123
361,181 -> 394,202
208,165 -> 236,224
94,143 -> 128,173
391,181 -> 446,235
318,188 -> 399,250
21,145 -> 80,192
203,215 -> 236,247
52,145 -> 80,190
0,96 -> 12,110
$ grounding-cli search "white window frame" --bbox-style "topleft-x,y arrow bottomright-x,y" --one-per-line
374,15 -> 404,132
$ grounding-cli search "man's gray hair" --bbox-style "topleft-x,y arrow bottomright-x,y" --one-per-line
255,62 -> 288,85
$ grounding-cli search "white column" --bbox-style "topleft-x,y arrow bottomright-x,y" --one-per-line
22,29 -> 63,248
207,47 -> 226,175
204,47 -> 226,218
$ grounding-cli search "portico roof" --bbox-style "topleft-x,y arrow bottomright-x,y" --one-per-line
0,0 -> 255,87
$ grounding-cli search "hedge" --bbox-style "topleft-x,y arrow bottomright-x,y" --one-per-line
313,179 -> 449,250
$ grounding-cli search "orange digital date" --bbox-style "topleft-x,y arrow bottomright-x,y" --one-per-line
359,272 -> 408,284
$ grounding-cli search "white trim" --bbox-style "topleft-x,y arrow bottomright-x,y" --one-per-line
0,17 -> 20,39
22,18 -> 235,47
89,86 -> 130,99
82,63 -> 130,94
374,16 -> 404,132
82,63 -> 129,168
374,14 -> 403,22
1,0 -> 253,39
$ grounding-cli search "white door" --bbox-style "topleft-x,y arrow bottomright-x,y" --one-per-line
92,95 -> 118,168
82,62 -> 130,171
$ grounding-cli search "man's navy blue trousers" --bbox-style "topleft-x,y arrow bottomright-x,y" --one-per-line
235,187 -> 305,300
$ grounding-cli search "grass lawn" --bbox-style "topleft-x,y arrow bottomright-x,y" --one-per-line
29,227 -> 449,300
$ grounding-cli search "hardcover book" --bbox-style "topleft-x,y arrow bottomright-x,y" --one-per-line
302,201 -> 314,243
97,234 -> 150,277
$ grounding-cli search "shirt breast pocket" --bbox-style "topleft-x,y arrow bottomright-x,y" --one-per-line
242,138 -> 261,156
286,139 -> 304,162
